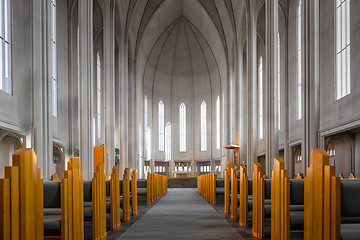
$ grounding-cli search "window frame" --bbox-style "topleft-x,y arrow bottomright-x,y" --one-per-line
200,101 -> 207,151
179,102 -> 186,152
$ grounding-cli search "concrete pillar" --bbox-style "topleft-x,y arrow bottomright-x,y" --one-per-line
78,0 -> 94,180
103,1 -> 115,176
265,0 -> 279,177
31,0 -> 52,179
247,10 -> 258,177
120,38 -> 129,176
302,0 -> 320,170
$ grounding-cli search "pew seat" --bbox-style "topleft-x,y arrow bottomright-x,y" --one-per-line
340,179 -> 360,239
340,223 -> 360,240
137,179 -> 147,196
43,181 -> 62,236
44,215 -> 61,237
290,211 -> 304,231
216,187 -> 225,195
216,179 -> 225,195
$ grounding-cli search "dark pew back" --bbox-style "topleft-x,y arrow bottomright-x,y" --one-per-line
341,179 -> 360,223
43,181 -> 61,209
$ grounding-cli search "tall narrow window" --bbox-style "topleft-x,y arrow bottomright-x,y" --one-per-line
297,0 -> 302,120
96,52 -> 101,139
277,34 -> 281,130
165,122 -> 171,161
0,0 -> 10,94
200,101 -> 207,151
158,100 -> 165,151
258,57 -> 263,140
144,96 -> 148,127
216,96 -> 220,149
335,0 -> 350,100
51,0 -> 57,117
179,103 -> 186,152
146,127 -> 151,160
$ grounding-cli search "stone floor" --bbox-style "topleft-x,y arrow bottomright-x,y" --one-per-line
117,188 -> 244,240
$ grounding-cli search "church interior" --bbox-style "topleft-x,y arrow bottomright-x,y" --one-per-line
0,0 -> 359,239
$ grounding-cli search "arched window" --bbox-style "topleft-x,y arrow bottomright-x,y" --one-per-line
165,122 -> 171,161
96,52 -> 101,139
258,57 -> 263,140
144,96 -> 148,128
335,0 -> 350,99
146,127 -> 151,160
200,101 -> 207,151
216,96 -> 220,149
297,0 -> 302,120
158,100 -> 165,151
277,33 -> 281,130
51,0 -> 57,117
179,103 -> 186,152
0,0 -> 11,94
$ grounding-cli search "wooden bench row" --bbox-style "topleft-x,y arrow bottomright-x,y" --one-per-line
197,172 -> 216,204
146,172 -> 168,205
222,148 -> 360,240
0,148 -> 167,240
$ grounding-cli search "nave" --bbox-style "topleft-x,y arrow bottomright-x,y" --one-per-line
119,188 -> 242,240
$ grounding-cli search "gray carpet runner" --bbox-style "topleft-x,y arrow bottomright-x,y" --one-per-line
120,188 -> 243,239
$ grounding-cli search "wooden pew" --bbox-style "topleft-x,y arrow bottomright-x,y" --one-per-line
230,167 -> 238,220
304,149 -> 340,240
239,164 -> 248,228
110,165 -> 121,230
61,157 -> 84,239
92,163 -> 107,239
294,172 -> 303,179
0,148 -> 43,239
131,169 -> 138,216
51,173 -> 60,180
271,157 -> 290,240
252,162 -> 265,239
122,168 -> 131,222
147,172 -> 152,205
224,168 -> 230,214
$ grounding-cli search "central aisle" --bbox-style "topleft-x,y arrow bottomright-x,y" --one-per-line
120,188 -> 243,240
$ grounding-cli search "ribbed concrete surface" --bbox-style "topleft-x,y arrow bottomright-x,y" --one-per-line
120,188 -> 243,239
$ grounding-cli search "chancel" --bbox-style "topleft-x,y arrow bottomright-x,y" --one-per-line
0,0 -> 359,239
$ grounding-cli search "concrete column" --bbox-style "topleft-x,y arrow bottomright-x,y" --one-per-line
78,0 -> 94,180
247,10 -> 257,177
302,0 -> 320,169
265,0 -> 279,176
31,0 -> 52,179
103,0 -> 115,176
120,38 -> 129,176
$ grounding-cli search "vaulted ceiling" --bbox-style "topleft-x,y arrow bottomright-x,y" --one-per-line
115,0 -> 249,91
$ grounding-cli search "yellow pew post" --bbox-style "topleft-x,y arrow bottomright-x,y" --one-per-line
131,169 -> 138,216
224,168 -> 230,214
4,166 -> 19,239
252,162 -> 265,239
0,148 -> 44,240
271,158 -> 290,240
0,178 -> 10,239
92,163 -> 107,239
110,165 -> 121,230
212,172 -> 216,204
239,164 -> 248,228
230,167 -> 238,219
61,157 -> 84,240
146,172 -> 151,205
123,168 -> 131,222
304,149 -> 340,240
